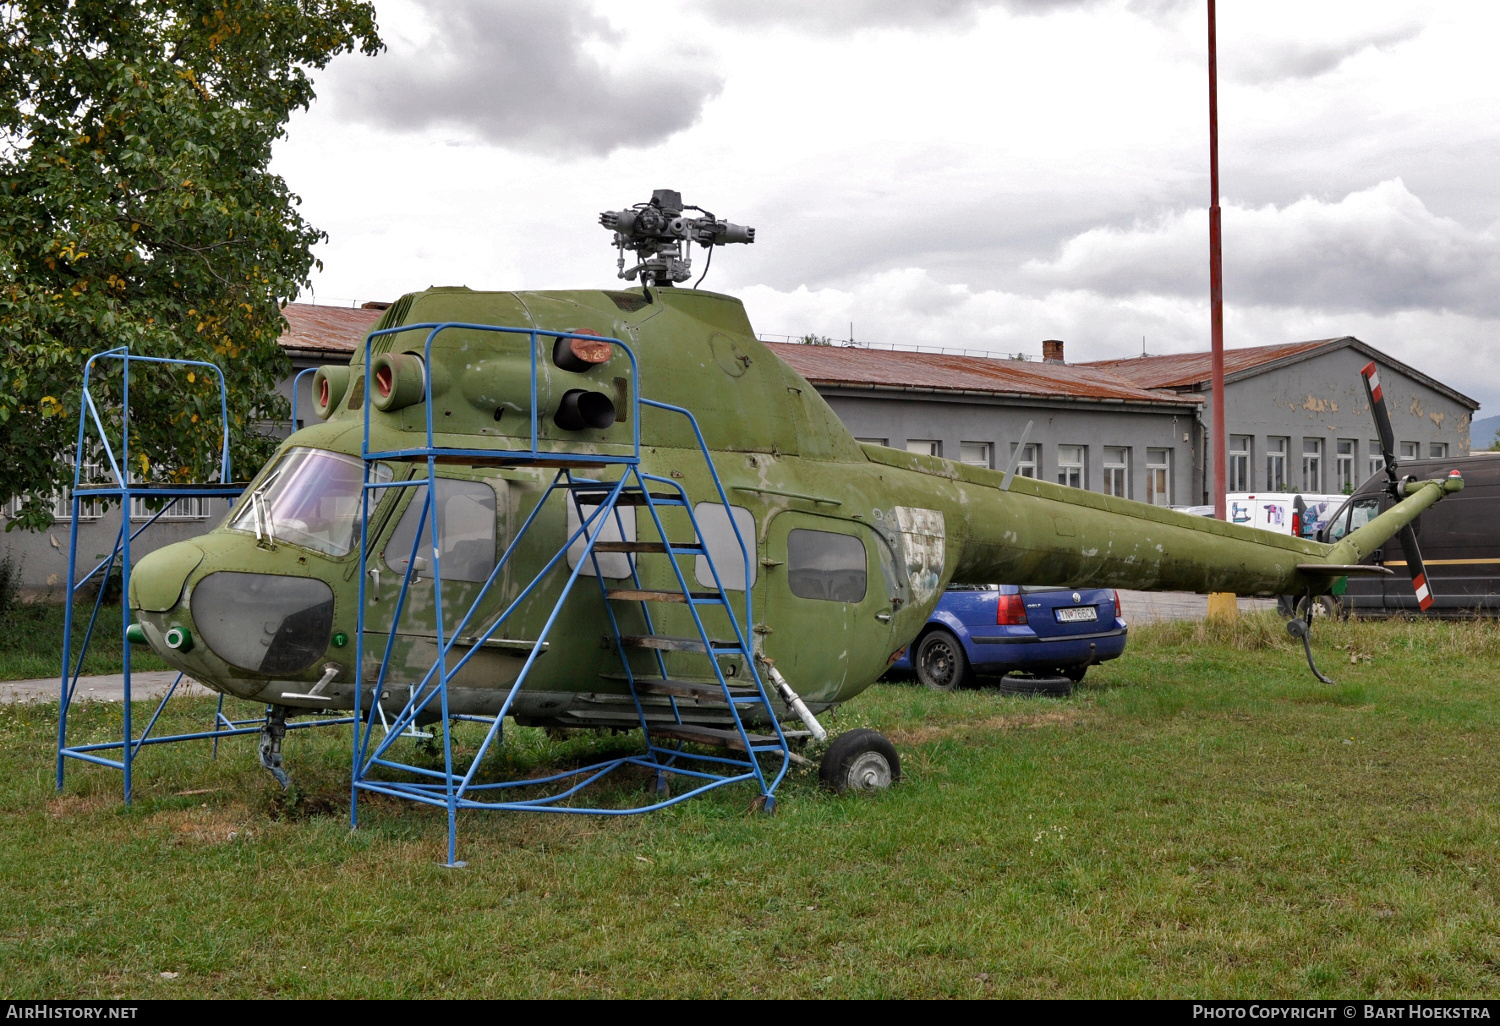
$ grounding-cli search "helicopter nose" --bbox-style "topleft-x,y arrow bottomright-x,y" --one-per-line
129,542 -> 205,614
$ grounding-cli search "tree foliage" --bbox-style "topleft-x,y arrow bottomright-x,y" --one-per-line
0,1 -> 380,530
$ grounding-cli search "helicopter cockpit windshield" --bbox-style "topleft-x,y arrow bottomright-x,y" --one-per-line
229,447 -> 390,557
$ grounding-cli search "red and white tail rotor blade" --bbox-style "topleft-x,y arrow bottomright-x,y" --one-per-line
1360,361 -> 1398,480
1397,524 -> 1435,611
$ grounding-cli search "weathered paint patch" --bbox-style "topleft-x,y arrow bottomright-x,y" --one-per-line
893,506 -> 945,603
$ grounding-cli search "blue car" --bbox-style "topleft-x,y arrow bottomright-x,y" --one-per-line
892,584 -> 1127,691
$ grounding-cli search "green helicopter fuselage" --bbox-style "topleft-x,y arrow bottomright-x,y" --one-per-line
127,286 -> 1457,727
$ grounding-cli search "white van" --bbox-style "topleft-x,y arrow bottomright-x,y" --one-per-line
1225,493 -> 1348,538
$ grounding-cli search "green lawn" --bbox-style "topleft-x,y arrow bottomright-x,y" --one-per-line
4,613 -> 1500,998
0,601 -> 167,681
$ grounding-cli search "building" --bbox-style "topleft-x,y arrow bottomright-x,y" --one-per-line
3,303 -> 1480,595
768,340 -> 1202,506
1084,338 -> 1478,497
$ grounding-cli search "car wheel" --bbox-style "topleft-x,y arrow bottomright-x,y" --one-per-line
819,729 -> 901,793
915,629 -> 971,691
1295,595 -> 1343,621
997,673 -> 1073,697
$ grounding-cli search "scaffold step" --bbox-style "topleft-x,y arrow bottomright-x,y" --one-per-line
607,588 -> 724,604
593,541 -> 703,554
650,723 -> 778,751
619,635 -> 741,654
632,679 -> 759,703
576,492 -> 684,506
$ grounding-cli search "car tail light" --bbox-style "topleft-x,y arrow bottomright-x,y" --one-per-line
1112,590 -> 1122,618
996,592 -> 1028,625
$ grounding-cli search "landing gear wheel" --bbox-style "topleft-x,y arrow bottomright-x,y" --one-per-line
997,673 -> 1073,697
1295,595 -> 1343,621
819,729 -> 901,793
915,629 -> 970,691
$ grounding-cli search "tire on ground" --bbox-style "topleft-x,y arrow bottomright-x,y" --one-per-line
914,628 -> 971,691
819,728 -> 901,793
997,673 -> 1073,697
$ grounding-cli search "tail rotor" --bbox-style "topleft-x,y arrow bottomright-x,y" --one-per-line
1360,360 -> 1435,611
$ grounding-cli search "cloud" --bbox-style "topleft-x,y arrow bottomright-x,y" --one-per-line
736,268 -> 1500,413
336,0 -> 723,157
697,0 -> 1102,33
1020,180 -> 1500,318
1231,23 -> 1423,84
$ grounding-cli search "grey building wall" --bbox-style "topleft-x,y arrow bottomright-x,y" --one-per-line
817,388 -> 1198,505
1201,346 -> 1475,500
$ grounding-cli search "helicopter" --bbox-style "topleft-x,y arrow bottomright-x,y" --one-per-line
125,189 -> 1461,801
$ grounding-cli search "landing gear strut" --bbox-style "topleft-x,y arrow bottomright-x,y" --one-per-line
1287,593 -> 1336,685
258,705 -> 291,789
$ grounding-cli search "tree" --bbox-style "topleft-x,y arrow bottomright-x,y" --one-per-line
0,1 -> 380,531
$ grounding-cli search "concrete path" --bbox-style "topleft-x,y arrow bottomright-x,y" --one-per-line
2,670 -> 215,704
1117,590 -> 1278,624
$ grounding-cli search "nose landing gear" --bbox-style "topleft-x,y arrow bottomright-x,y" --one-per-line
258,705 -> 292,789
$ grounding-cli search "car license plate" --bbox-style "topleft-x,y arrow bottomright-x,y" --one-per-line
1056,606 -> 1097,623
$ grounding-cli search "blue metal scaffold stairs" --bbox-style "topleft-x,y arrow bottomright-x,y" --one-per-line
349,322 -> 795,866
55,347 -> 352,801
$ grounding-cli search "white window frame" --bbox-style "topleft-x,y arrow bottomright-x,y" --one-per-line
1265,437 -> 1288,491
959,442 -> 992,469
1102,447 -> 1129,498
1335,439 -> 1356,492
1146,448 -> 1171,506
1227,436 -> 1251,492
1369,441 -> 1384,479
1301,438 -> 1322,493
854,437 -> 889,447
1056,445 -> 1085,489
1429,442 -> 1448,458
1400,441 -> 1419,460
1009,442 -> 1038,479
906,439 -> 941,458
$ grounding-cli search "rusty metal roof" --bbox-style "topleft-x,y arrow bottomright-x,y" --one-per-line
770,342 -> 1201,407
1082,339 -> 1340,389
1085,336 -> 1479,410
279,303 -> 382,356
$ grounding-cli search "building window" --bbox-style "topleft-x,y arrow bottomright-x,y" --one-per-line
1369,441 -> 1385,478
1400,441 -> 1418,460
1009,442 -> 1038,479
1265,437 -> 1288,491
906,439 -> 941,457
1102,447 -> 1129,498
1301,439 -> 1322,493
1056,445 -> 1085,489
1227,436 -> 1251,492
959,442 -> 992,468
1429,442 -> 1448,458
1146,449 -> 1171,506
855,437 -> 889,447
1335,439 -> 1356,493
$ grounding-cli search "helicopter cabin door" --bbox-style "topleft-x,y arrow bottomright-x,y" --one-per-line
758,511 -> 897,703
364,472 -> 505,690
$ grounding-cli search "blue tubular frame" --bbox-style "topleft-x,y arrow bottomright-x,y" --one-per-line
349,323 -> 791,866
56,348 -> 351,803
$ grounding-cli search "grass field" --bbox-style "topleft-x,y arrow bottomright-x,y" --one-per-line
0,601 -> 167,681
4,613 -> 1500,998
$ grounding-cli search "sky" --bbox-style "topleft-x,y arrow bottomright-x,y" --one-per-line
273,0 -> 1500,418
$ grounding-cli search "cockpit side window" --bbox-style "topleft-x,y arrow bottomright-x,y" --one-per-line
1329,495 -> 1381,541
384,478 -> 497,583
787,528 -> 867,602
